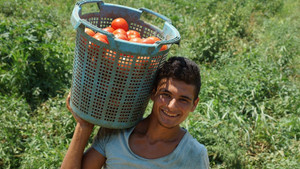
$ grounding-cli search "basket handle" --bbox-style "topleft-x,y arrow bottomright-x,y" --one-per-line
76,0 -> 103,6
71,0 -> 115,39
157,37 -> 180,45
139,8 -> 180,45
158,21 -> 181,46
71,0 -> 103,30
81,20 -> 114,37
139,7 -> 172,24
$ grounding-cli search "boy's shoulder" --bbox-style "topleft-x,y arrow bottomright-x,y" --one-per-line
182,131 -> 208,156
176,130 -> 209,168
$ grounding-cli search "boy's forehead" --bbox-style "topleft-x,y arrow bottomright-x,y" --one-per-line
156,78 -> 172,88
156,78 -> 196,98
157,78 -> 168,85
157,78 -> 187,87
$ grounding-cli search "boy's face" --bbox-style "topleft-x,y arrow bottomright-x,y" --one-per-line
151,78 -> 199,129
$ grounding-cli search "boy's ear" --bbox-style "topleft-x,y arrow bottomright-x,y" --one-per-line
191,97 -> 200,112
150,89 -> 156,101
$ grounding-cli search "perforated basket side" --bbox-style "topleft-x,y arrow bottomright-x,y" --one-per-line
70,0 -> 179,128
70,25 -> 169,128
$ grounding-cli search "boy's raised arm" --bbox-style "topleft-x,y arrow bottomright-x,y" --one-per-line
61,94 -> 106,169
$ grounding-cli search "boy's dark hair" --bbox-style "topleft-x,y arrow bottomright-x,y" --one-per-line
153,56 -> 201,100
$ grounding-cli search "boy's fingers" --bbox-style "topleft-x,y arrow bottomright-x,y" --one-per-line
66,93 -> 73,113
65,92 -> 94,128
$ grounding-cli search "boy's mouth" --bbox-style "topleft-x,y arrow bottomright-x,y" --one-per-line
161,109 -> 179,117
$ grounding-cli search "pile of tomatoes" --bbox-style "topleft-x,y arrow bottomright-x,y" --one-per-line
84,17 -> 167,51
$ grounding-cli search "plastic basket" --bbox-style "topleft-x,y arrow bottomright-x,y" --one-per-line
69,0 -> 180,129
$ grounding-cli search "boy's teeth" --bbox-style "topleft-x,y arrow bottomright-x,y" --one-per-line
163,110 -> 178,117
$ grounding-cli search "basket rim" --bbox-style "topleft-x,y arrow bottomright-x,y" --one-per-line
70,0 -> 180,48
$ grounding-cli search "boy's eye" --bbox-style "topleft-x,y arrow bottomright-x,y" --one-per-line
179,98 -> 189,103
161,93 -> 171,98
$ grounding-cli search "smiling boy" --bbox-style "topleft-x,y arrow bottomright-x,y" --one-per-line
61,56 -> 209,169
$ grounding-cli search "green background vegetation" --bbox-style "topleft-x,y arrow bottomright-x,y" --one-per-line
1,0 -> 299,168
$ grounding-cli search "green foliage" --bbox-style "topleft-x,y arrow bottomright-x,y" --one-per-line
0,94 -> 75,168
188,0 -> 285,64
0,94 -> 31,168
184,52 -> 300,167
0,3 -> 73,109
0,0 -> 299,168
17,96 -> 74,168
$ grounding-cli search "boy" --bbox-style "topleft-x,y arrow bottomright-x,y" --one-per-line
61,56 -> 209,169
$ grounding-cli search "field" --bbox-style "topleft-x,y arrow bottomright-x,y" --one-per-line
1,0 -> 299,168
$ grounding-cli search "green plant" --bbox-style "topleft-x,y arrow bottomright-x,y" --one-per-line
0,17 -> 73,109
1,0 -> 299,168
0,94 -> 31,168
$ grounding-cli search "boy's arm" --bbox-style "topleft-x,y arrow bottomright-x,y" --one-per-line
61,94 -> 106,169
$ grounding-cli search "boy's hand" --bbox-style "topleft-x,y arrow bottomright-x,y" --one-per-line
66,93 -> 94,129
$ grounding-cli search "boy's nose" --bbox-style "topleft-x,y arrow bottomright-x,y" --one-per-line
167,98 -> 177,109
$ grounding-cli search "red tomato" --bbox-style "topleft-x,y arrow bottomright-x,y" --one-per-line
93,32 -> 108,42
114,33 -> 128,41
93,35 -> 108,44
147,36 -> 161,42
142,37 -> 156,44
113,28 -> 127,35
85,28 -> 95,37
129,37 -> 143,43
128,35 -> 138,40
146,37 -> 167,51
102,26 -> 115,33
142,36 -> 161,44
160,45 -> 168,51
127,35 -> 140,40
126,30 -> 141,38
111,18 -> 129,32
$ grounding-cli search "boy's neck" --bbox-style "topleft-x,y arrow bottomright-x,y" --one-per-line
134,115 -> 185,144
